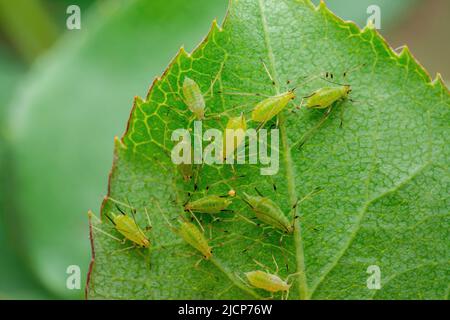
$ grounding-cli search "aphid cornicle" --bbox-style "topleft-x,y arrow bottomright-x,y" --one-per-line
182,77 -> 206,120
185,195 -> 232,214
104,206 -> 151,248
177,221 -> 212,259
245,270 -> 290,293
304,85 -> 352,109
178,163 -> 194,182
242,192 -> 294,234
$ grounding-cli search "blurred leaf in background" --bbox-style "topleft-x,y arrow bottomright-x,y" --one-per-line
6,0 -> 228,299
312,0 -> 420,29
385,0 -> 450,80
0,48 -> 52,299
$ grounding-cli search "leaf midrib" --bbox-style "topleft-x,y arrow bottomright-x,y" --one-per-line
257,0 -> 309,300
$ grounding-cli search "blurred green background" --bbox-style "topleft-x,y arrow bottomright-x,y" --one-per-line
0,0 -> 448,299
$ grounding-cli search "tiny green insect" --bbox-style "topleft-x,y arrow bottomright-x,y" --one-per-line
303,64 -> 365,110
243,256 -> 301,299
304,84 -> 352,109
183,77 -> 206,120
177,221 -> 213,259
251,90 -> 296,125
102,200 -> 152,248
222,113 -> 247,159
219,61 -> 309,129
245,270 -> 290,293
242,192 -> 294,234
185,195 -> 233,214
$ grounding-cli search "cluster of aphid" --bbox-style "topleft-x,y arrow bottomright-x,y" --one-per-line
93,62 -> 364,299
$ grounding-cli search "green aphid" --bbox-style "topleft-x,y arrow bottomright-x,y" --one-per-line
183,77 -> 206,120
304,85 -> 352,109
251,90 -> 296,124
242,193 -> 293,234
177,221 -> 212,259
184,195 -> 232,214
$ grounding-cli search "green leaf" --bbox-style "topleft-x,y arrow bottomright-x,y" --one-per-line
87,0 -> 450,299
7,0 -> 227,298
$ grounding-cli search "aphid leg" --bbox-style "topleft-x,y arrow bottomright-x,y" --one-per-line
203,64 -> 225,100
303,92 -> 317,99
260,59 -> 277,87
287,98 -> 305,114
91,225 -> 126,244
111,245 -> 136,255
294,104 -> 335,150
186,209 -> 205,232
241,231 -> 268,253
339,102 -> 345,128
278,233 -> 289,271
194,258 -> 204,269
272,254 -> 280,274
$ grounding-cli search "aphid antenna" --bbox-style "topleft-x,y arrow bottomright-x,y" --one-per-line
126,197 -> 137,214
289,74 -> 323,92
343,63 -> 367,77
320,76 -> 350,87
253,258 -> 271,271
124,200 -> 143,233
107,196 -> 134,210
260,58 -> 277,87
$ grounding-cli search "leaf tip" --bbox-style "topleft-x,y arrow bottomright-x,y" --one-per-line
399,45 -> 412,59
432,73 -> 449,92
114,135 -> 127,150
211,18 -> 223,32
179,46 -> 191,58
